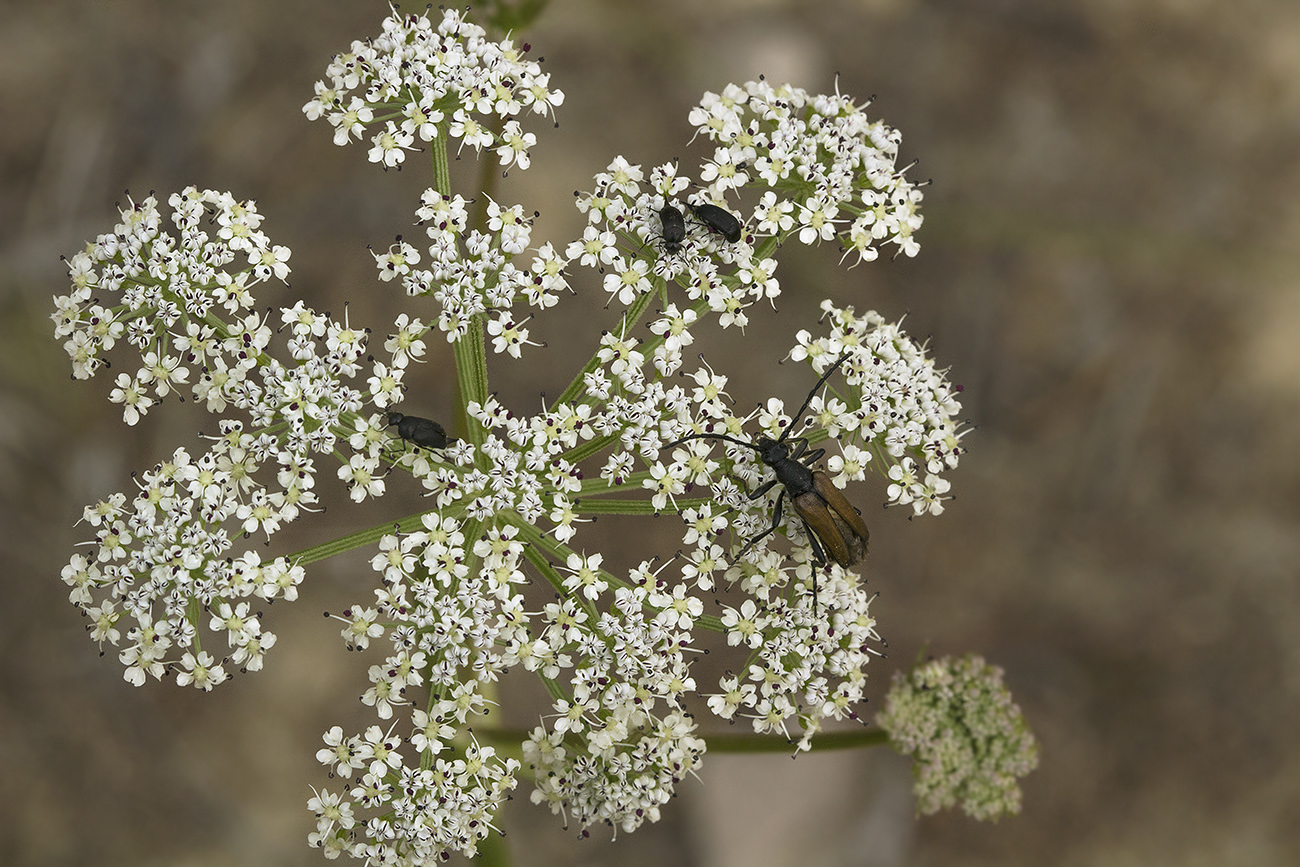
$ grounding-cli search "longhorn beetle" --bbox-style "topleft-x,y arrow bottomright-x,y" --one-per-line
385,411 -> 456,451
662,353 -> 868,603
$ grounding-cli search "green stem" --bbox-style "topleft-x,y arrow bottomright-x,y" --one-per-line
282,508 -> 441,565
471,726 -> 888,752
506,513 -> 615,616
573,469 -> 655,493
454,319 -> 490,450
430,125 -> 451,198
703,727 -> 889,753
559,432 -> 618,466
551,285 -> 660,407
697,614 -> 725,633
515,526 -> 570,597
431,123 -> 492,451
572,496 -> 712,516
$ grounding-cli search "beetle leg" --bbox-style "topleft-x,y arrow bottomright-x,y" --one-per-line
787,437 -> 809,460
799,516 -> 829,569
736,489 -> 785,561
787,437 -> 825,466
799,517 -> 826,616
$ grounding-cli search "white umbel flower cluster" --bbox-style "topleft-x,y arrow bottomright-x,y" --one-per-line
52,2 -> 976,856
302,5 -> 563,170
388,190 -> 571,351
63,439 -> 306,690
690,80 -> 924,260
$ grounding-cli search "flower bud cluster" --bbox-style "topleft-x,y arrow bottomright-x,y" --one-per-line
302,5 -> 564,170
877,654 -> 1039,821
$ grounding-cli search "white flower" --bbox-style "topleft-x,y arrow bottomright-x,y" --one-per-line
108,373 -> 152,425
338,455 -> 385,502
561,552 -> 608,601
175,650 -> 227,691
367,120 -> 416,167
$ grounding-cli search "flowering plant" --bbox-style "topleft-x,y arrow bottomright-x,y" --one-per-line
50,4 -> 1035,863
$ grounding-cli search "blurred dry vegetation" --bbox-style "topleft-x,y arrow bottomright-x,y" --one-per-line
3,0 -> 1300,865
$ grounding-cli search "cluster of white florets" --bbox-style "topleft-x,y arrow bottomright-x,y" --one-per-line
50,183 -> 459,688
690,80 -> 924,261
52,188 -> 291,403
373,189 -> 571,352
62,438 -> 306,690
316,301 -> 959,846
564,81 -> 922,370
646,306 -> 960,744
51,188 -> 374,686
310,731 -> 519,861
655,304 -> 963,557
790,301 -> 966,515
302,5 -> 563,169
566,79 -> 922,333
521,565 -> 707,833
309,512 -> 526,861
707,552 -> 883,752
570,157 -> 775,344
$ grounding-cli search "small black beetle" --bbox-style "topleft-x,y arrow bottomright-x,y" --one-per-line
687,201 -> 743,243
663,353 -> 868,595
385,412 -> 456,451
657,204 -> 687,255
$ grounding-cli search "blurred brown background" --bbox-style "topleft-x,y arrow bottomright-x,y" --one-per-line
4,0 -> 1299,865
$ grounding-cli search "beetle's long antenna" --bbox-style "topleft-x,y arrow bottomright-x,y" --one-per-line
661,432 -> 759,452
777,352 -> 854,444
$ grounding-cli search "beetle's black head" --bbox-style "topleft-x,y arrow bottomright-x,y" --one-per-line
385,411 -> 405,426
755,436 -> 790,465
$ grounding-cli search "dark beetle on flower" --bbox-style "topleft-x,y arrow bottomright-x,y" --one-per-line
656,203 -> 687,256
662,353 -> 869,601
687,201 -> 743,243
385,412 -> 456,451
